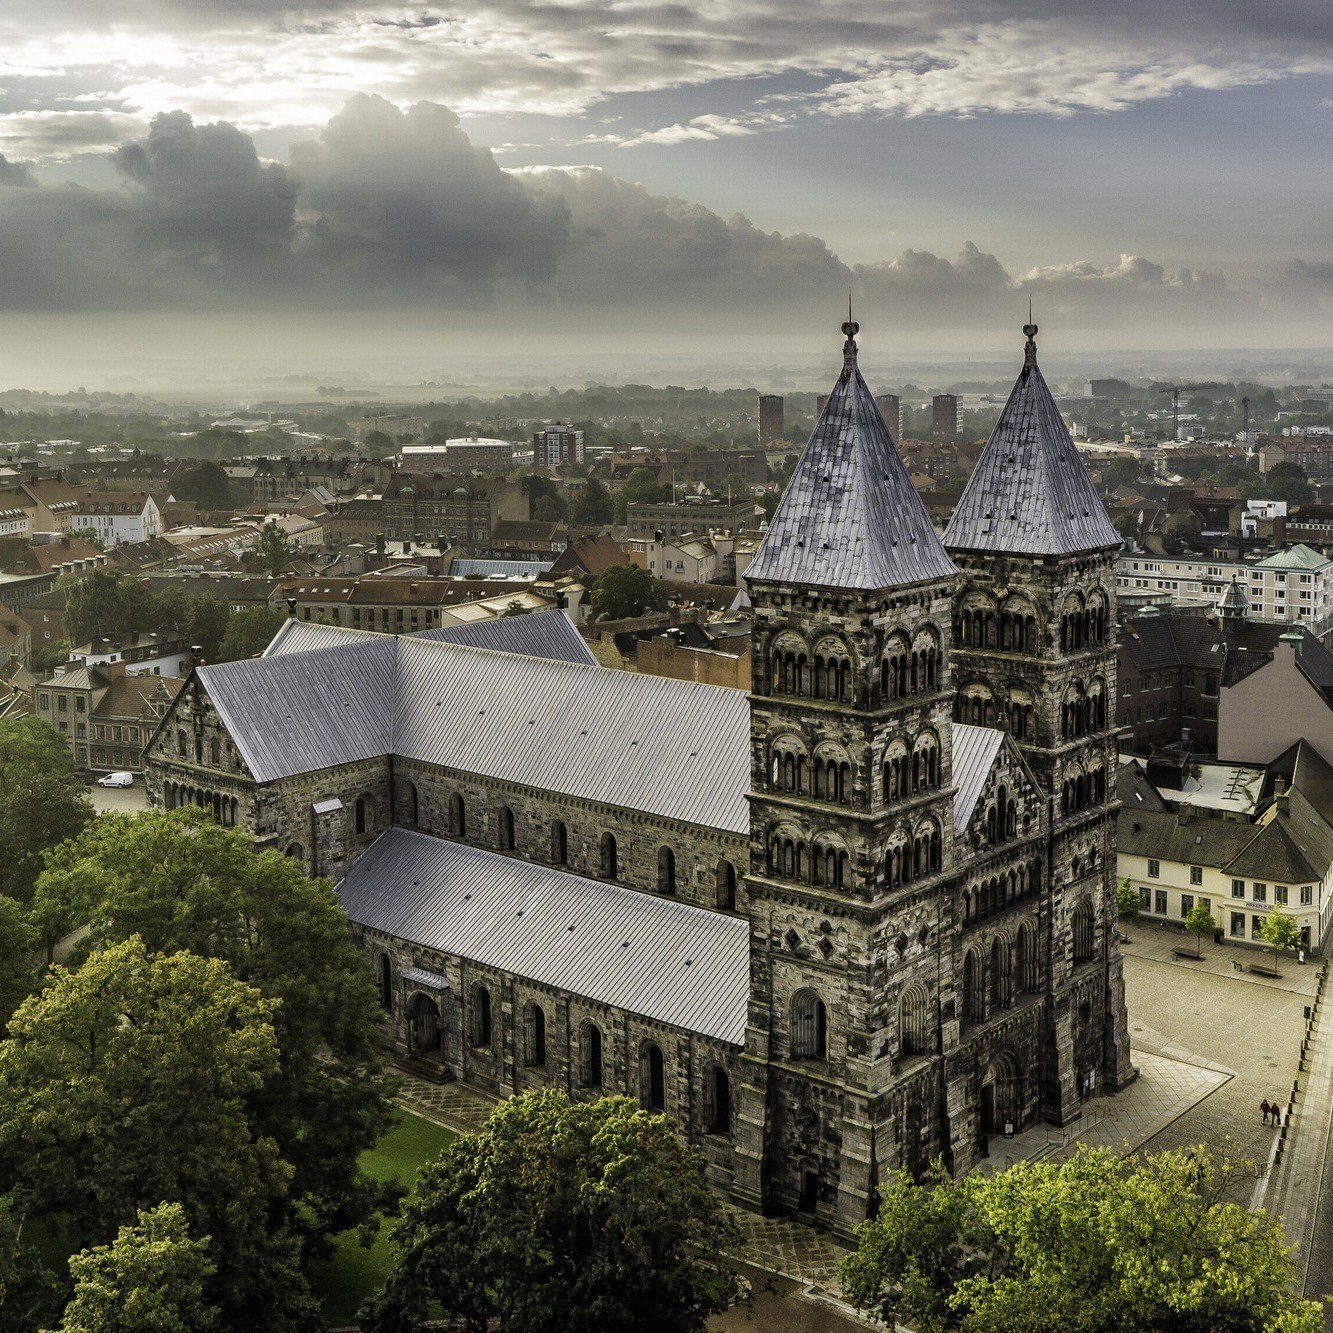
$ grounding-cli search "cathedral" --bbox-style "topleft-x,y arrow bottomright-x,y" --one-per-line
144,318 -> 1134,1236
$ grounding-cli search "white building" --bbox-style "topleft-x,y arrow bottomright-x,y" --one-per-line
70,632 -> 192,678
69,492 -> 162,548
1116,544 -> 1333,635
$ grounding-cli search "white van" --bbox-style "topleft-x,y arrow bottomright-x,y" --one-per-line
97,771 -> 135,788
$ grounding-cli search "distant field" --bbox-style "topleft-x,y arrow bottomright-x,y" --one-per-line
312,1108 -> 456,1327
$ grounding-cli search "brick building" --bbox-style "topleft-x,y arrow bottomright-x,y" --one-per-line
144,320 -> 1131,1237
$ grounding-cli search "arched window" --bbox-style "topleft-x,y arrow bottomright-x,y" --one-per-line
640,1041 -> 666,1113
657,846 -> 676,895
600,832 -> 618,879
990,936 -> 1012,1009
963,949 -> 985,1024
450,792 -> 466,838
285,842 -> 303,862
524,1002 -> 547,1066
500,807 -> 516,851
580,1021 -> 604,1087
209,737 -> 221,766
1016,921 -> 1038,994
899,985 -> 930,1057
716,859 -> 737,910
405,781 -> 419,826
551,820 -> 568,865
791,990 -> 828,1059
354,797 -> 368,835
1072,898 -> 1096,962
376,952 -> 393,1013
704,1065 -> 731,1134
469,983 -> 493,1048
177,728 -> 187,758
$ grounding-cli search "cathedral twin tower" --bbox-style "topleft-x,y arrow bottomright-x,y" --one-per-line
733,318 -> 1133,1229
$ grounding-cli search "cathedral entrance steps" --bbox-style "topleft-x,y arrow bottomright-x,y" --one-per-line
974,1049 -> 1228,1176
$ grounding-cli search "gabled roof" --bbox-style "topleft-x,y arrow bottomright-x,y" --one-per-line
745,323 -> 956,592
195,631 -> 751,831
945,325 -> 1120,557
339,829 -> 749,1045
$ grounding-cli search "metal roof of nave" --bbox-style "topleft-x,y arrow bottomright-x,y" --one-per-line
944,323 -> 1120,558
746,319 -> 958,593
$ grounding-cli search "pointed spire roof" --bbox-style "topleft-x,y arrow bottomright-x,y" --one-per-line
745,318 -> 957,592
944,322 -> 1120,557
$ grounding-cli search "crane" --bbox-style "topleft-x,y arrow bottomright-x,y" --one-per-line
1157,383 -> 1229,441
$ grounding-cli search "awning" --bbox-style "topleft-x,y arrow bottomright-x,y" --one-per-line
402,966 -> 449,991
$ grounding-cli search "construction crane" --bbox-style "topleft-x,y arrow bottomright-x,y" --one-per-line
1157,383 -> 1228,441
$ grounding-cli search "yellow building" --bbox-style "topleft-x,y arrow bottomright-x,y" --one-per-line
1118,753 -> 1333,954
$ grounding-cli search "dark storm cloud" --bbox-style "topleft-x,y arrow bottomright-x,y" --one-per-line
0,95 -> 1304,338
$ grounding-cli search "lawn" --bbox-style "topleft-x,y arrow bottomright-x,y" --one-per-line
311,1107 -> 457,1327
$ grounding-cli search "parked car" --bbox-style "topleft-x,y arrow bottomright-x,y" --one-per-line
97,771 -> 135,788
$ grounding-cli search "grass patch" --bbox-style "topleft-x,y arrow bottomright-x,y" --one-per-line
312,1107 -> 457,1327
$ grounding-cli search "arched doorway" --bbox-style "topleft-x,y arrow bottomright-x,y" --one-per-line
409,992 -> 442,1057
980,1052 -> 1022,1146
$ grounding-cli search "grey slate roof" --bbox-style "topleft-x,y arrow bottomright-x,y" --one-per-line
945,327 -> 1120,557
746,329 -> 957,592
263,607 -> 597,668
389,636 -> 751,831
414,608 -> 597,667
339,828 -> 750,1045
951,724 -> 1005,830
200,634 -> 752,831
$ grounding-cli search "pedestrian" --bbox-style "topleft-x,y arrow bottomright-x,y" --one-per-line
1261,1099 -> 1271,1125
1272,1099 -> 1283,1128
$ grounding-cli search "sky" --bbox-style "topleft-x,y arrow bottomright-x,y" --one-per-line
1,0 -> 1332,386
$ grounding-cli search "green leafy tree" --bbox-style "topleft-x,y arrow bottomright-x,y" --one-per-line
0,1191 -> 59,1333
361,430 -> 395,455
570,478 -> 614,527
250,522 -> 295,577
0,717 -> 92,904
501,600 -> 530,617
0,937 -> 315,1330
62,571 -> 155,646
589,565 -> 669,622
842,1144 -> 1322,1333
1185,901 -> 1216,957
186,597 -> 231,663
1114,877 -> 1141,926
622,466 -> 668,505
57,1203 -> 217,1333
172,461 -> 241,511
523,473 -> 567,521
1260,904 -> 1303,959
216,605 -> 287,663
0,896 -> 36,1028
1265,462 -> 1315,505
362,1090 -> 743,1333
31,808 -> 396,1254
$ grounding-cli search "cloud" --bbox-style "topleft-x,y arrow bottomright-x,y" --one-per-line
1,0 -> 1331,152
0,154 -> 36,186
0,95 -> 1311,343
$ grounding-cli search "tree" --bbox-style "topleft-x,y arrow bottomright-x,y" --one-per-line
216,605 -> 287,662
1101,457 -> 1144,489
31,809 -> 396,1255
523,473 -> 567,522
362,1091 -> 743,1333
0,896 -> 36,1029
501,600 -> 530,617
0,717 -> 92,904
1185,901 -> 1216,958
1114,877 -> 1141,926
0,1191 -> 59,1333
186,597 -> 231,664
0,937 -> 314,1330
622,466 -> 668,506
173,461 -> 241,512
589,565 -> 669,622
62,571 -> 155,646
570,478 -> 614,527
1260,905 -> 1303,959
1113,511 -> 1139,545
57,1203 -> 217,1333
842,1145 -> 1322,1333
250,522 -> 295,577
1264,462 -> 1315,506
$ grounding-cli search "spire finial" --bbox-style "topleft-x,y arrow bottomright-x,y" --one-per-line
841,292 -> 859,376
1022,303 -> 1038,368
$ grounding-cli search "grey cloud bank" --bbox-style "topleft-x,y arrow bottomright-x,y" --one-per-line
0,95 -> 1327,353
